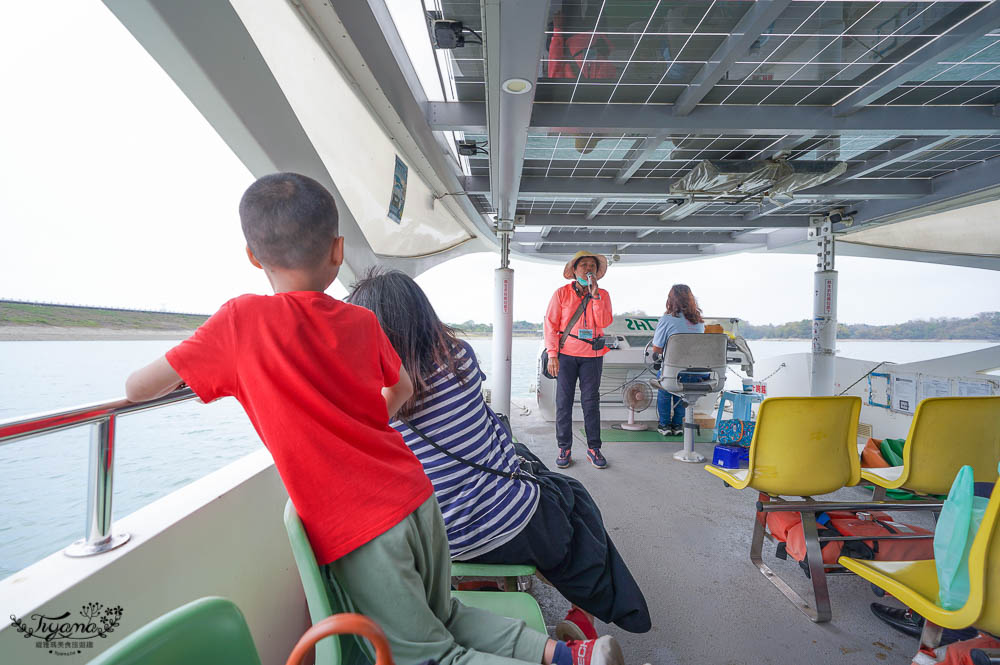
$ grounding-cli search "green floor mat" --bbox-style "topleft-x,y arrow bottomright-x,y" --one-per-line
583,427 -> 715,443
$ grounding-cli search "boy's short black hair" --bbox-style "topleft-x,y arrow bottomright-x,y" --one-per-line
239,172 -> 339,269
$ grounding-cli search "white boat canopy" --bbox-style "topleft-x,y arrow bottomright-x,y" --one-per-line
103,0 -> 1000,276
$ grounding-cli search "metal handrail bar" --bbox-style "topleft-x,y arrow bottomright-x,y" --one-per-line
0,387 -> 198,557
0,387 -> 197,445
756,499 -> 944,512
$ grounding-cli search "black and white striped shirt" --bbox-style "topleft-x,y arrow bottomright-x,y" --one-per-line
391,341 -> 539,559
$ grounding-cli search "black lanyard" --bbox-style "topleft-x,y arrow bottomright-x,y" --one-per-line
573,284 -> 590,328
398,417 -> 538,484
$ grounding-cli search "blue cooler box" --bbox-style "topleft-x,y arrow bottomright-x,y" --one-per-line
713,444 -> 749,469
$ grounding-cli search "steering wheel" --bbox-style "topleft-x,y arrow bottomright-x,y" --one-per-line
643,340 -> 662,375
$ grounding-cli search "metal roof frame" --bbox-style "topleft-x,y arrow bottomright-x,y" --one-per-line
429,102 -> 1000,135
105,0 -> 1000,269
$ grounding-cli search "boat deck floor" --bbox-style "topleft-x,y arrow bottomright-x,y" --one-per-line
508,398 -> 933,665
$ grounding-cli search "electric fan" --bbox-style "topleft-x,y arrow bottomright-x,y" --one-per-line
620,380 -> 653,431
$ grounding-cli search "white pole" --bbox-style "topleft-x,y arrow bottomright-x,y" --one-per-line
810,216 -> 837,396
492,267 -> 514,417
810,271 -> 838,396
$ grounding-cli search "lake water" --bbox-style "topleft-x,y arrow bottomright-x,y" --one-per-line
1,337 -> 996,578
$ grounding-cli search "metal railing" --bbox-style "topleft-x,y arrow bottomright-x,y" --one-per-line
0,388 -> 198,557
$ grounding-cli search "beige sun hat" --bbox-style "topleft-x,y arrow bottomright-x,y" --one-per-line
562,250 -> 608,280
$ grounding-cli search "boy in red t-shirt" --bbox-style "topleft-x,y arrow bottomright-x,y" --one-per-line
125,173 -> 629,665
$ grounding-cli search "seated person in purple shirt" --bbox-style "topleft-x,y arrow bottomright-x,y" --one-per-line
652,285 -> 706,436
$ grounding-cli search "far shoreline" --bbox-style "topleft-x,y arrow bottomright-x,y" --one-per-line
0,326 -> 995,343
0,326 -> 198,341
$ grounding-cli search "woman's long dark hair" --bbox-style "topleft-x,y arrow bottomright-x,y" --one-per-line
665,284 -> 704,325
346,267 -> 465,417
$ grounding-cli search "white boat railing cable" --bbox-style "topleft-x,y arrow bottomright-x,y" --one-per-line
0,387 -> 198,557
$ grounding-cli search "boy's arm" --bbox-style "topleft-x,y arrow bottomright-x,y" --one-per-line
382,365 -> 414,420
126,356 -> 184,403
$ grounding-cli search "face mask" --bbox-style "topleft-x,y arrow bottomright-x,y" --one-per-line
576,276 -> 590,286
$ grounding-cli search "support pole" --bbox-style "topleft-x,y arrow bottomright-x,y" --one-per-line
673,401 -> 706,463
810,217 -> 837,396
66,416 -> 130,557
492,225 -> 514,417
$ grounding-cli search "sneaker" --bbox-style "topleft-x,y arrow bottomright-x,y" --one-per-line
565,636 -> 624,665
670,425 -> 682,436
556,448 -> 572,469
587,448 -> 607,469
556,608 -> 598,642
656,425 -> 671,436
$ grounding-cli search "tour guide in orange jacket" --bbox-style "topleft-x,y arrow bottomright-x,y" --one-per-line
544,251 -> 613,470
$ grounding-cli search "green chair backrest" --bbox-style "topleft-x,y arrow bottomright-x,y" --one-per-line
87,597 -> 261,665
904,397 -> 1000,495
283,499 -> 372,665
747,396 -> 862,496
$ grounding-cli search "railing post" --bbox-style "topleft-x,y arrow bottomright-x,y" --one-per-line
65,415 -> 130,557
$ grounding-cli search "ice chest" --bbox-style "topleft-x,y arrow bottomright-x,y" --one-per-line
713,444 -> 749,469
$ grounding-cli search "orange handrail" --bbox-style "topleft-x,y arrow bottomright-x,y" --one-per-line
286,613 -> 395,665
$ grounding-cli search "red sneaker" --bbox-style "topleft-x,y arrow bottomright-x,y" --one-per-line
556,607 -> 599,641
565,636 -> 624,665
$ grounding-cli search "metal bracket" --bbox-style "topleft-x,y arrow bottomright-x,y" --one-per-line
495,219 -> 513,268
809,215 -> 835,271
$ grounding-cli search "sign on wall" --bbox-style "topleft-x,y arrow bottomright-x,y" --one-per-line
387,155 -> 408,223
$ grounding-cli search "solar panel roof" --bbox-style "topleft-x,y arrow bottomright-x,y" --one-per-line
432,0 -> 1000,262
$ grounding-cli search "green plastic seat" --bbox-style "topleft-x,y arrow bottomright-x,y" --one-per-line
451,561 -> 537,593
452,590 -> 546,633
450,562 -> 535,578
87,597 -> 261,665
283,500 -> 374,665
283,500 -> 546,661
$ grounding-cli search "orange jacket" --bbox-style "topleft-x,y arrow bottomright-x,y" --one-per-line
544,283 -> 613,358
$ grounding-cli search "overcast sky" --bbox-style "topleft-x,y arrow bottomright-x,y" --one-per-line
2,1 -> 999,327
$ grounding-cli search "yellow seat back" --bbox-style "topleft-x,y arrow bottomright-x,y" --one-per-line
747,396 -> 861,496
965,479 -> 1000,634
903,397 -> 1000,495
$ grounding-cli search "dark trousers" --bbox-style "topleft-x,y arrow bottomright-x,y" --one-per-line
556,353 -> 603,450
470,445 -> 651,633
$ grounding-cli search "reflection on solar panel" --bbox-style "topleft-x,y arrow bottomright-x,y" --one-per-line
435,0 -> 1000,262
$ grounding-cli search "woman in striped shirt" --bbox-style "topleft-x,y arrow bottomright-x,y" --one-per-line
348,269 -> 650,640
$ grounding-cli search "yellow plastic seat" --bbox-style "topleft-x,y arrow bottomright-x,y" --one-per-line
861,396 -> 1000,497
704,396 -> 862,622
705,396 -> 862,495
839,481 -> 1000,653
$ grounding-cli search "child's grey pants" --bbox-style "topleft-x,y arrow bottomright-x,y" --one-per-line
326,495 -> 549,665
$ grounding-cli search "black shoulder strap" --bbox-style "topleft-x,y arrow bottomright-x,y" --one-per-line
557,292 -> 591,351
398,417 -> 537,484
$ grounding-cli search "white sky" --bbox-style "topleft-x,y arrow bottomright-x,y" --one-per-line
1,1 -> 999,326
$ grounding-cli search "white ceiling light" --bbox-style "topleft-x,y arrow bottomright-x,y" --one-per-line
501,78 -> 532,94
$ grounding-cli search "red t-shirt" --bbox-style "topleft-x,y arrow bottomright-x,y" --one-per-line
165,291 -> 432,565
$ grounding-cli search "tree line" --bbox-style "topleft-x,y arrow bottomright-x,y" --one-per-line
741,311 -> 1000,340
448,312 -> 1000,340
